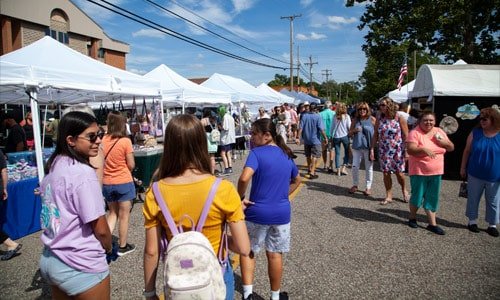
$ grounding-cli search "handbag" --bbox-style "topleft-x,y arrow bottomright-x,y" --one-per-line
459,181 -> 468,198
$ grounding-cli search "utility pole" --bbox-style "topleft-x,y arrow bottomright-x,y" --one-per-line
281,14 -> 301,92
304,55 -> 317,93
322,69 -> 332,100
296,45 -> 300,90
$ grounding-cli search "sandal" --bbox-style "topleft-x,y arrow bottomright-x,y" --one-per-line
0,244 -> 22,261
363,189 -> 372,196
380,199 -> 392,205
348,186 -> 358,194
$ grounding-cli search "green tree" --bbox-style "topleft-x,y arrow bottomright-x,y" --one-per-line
347,0 -> 499,100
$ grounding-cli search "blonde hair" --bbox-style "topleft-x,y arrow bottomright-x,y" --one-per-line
336,102 -> 347,119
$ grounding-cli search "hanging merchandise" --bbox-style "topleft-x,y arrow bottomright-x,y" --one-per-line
140,97 -> 150,134
151,99 -> 163,137
130,96 -> 140,134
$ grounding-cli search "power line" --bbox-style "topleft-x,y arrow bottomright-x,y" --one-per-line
165,0 -> 286,60
86,0 -> 287,70
144,0 -> 288,65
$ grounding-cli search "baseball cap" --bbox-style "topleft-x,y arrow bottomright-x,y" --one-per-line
303,101 -> 310,106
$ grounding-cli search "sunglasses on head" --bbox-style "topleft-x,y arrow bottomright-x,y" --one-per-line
79,131 -> 105,143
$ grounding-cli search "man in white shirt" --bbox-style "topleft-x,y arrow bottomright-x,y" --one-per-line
219,106 -> 236,175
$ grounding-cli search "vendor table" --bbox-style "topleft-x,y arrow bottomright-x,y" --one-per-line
0,177 -> 41,240
133,146 -> 163,188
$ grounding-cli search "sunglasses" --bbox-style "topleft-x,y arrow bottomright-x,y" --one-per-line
480,117 -> 489,121
78,131 -> 105,143
379,104 -> 386,107
358,107 -> 368,111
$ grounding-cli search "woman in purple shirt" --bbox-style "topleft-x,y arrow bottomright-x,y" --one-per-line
39,112 -> 112,299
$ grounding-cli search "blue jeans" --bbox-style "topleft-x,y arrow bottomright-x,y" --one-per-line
466,174 -> 500,225
223,261 -> 234,300
333,136 -> 350,168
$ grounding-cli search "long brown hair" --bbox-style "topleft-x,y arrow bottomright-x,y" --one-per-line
107,111 -> 127,138
252,118 -> 294,159
157,114 -> 211,178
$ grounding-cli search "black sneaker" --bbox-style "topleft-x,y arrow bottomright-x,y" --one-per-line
228,167 -> 233,173
467,224 -> 480,233
243,293 -> 254,300
327,168 -> 334,174
408,219 -> 418,228
426,225 -> 445,235
486,226 -> 499,237
118,243 -> 136,256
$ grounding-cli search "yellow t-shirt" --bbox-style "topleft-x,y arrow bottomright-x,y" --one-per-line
143,176 -> 244,254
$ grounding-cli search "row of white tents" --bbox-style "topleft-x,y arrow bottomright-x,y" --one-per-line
0,37 -> 309,180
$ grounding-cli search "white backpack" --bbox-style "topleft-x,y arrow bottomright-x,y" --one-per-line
152,178 -> 227,300
210,125 -> 221,144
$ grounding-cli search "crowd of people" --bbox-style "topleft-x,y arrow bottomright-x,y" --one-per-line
0,98 -> 498,299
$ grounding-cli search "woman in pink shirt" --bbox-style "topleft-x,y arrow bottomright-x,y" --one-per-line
406,112 -> 454,235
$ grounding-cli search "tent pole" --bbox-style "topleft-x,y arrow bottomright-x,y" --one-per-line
239,102 -> 243,136
159,98 -> 165,136
29,89 -> 45,182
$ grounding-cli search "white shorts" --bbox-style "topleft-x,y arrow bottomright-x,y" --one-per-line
245,221 -> 290,253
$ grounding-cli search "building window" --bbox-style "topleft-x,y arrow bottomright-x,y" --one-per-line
47,9 -> 69,44
98,48 -> 105,58
44,28 -> 69,44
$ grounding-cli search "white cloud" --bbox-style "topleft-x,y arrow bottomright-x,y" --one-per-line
231,0 -> 258,14
132,29 -> 166,39
197,53 -> 204,59
300,0 -> 314,7
296,32 -> 327,41
127,68 -> 148,75
308,10 -> 359,30
189,63 -> 205,69
328,16 -> 357,25
127,54 -> 161,65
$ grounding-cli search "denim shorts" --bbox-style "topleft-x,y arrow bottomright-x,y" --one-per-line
39,248 -> 109,296
103,181 -> 135,202
245,221 -> 290,253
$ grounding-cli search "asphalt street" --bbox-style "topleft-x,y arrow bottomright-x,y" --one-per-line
1,143 -> 499,299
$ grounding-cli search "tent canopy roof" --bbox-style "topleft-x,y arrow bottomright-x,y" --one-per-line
256,83 -> 293,104
143,64 -> 230,106
201,73 -> 279,104
387,80 -> 415,103
410,64 -> 500,98
0,36 -> 160,104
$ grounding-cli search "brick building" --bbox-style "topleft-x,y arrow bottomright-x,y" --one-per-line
1,0 -> 129,69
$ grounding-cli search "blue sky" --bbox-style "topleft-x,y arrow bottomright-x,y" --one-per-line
73,0 -> 368,86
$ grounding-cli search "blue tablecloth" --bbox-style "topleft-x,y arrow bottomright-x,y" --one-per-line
0,177 -> 41,240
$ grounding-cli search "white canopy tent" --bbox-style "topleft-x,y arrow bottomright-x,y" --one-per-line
256,83 -> 294,105
387,80 -> 415,103
143,64 -> 231,110
0,36 -> 161,180
201,73 -> 280,105
279,88 -> 321,105
410,64 -> 500,99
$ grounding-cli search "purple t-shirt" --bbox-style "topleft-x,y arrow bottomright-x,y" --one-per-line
244,145 -> 298,225
40,156 -> 108,273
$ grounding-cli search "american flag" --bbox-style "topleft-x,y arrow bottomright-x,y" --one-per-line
397,60 -> 408,90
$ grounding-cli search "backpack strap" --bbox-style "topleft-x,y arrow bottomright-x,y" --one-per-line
152,182 -> 180,236
195,177 -> 222,232
151,177 -> 223,236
